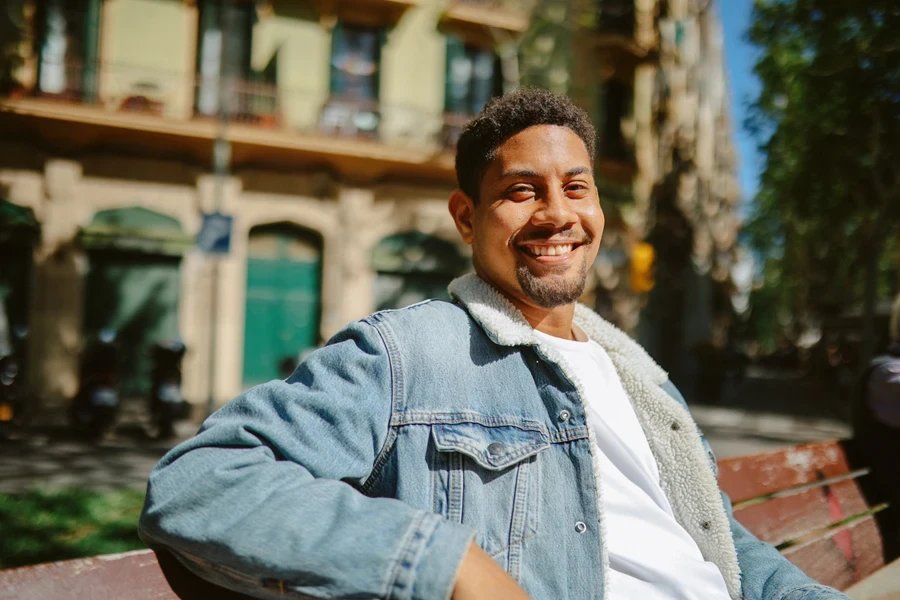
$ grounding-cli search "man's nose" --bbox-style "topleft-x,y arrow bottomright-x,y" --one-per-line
532,188 -> 577,229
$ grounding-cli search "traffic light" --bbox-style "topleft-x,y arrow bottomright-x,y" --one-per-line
630,242 -> 656,293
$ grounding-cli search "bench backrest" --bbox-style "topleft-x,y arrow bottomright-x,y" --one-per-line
717,439 -> 887,590
0,440 -> 889,599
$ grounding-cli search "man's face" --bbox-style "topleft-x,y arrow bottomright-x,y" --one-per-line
451,124 -> 605,310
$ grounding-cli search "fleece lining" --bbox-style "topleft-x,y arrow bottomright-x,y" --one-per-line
448,273 -> 742,600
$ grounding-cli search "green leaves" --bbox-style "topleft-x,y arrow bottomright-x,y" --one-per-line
747,0 -> 899,333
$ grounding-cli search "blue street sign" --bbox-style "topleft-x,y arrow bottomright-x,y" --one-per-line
197,212 -> 233,254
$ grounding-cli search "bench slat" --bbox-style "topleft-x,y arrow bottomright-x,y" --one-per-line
0,550 -> 177,600
734,477 -> 870,546
783,515 -> 885,590
718,440 -> 853,504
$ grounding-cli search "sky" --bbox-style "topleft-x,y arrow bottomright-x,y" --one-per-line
717,0 -> 763,207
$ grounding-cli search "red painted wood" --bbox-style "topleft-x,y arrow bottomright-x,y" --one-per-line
0,550 -> 176,600
733,478 -> 869,545
717,440 -> 852,504
783,516 -> 885,590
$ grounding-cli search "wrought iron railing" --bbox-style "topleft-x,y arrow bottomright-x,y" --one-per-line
18,60 -> 468,151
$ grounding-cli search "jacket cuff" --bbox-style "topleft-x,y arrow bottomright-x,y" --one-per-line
389,511 -> 477,600
781,584 -> 851,600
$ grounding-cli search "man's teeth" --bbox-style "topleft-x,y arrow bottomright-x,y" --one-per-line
530,244 -> 573,256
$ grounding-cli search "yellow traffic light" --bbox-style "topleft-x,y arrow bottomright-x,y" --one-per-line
630,242 -> 656,293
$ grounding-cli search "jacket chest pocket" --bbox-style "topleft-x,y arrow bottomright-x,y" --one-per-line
430,422 -> 550,561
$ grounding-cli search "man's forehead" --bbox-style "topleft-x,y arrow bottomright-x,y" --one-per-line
488,125 -> 593,177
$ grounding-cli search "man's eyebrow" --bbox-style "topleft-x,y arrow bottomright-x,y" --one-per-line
499,169 -> 540,180
565,166 -> 593,177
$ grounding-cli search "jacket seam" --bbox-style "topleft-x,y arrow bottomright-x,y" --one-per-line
359,318 -> 402,494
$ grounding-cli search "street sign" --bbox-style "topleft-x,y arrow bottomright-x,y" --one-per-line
197,212 -> 233,254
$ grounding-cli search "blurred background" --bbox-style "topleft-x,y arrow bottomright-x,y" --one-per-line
0,0 -> 897,569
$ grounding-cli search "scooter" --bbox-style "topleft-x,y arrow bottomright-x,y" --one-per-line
70,329 -> 120,440
149,337 -> 187,439
0,325 -> 29,441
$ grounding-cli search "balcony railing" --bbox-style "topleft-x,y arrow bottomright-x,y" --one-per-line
15,61 -> 469,152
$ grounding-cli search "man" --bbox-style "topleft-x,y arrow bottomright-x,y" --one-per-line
854,293 -> 900,559
139,88 -> 847,600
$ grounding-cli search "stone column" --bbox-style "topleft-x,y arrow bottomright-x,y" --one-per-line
29,160 -> 85,409
182,173 -> 243,414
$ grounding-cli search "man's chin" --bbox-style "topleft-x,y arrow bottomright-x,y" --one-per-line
516,267 -> 587,308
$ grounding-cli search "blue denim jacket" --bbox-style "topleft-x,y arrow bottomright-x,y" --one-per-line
139,274 -> 848,600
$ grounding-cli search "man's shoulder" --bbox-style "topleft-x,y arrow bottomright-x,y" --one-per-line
363,299 -> 474,341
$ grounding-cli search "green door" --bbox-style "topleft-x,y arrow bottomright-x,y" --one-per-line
242,224 -> 321,387
78,206 -> 190,399
83,250 -> 181,398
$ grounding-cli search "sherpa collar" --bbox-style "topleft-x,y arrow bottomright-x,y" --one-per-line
447,272 -> 743,599
447,272 -> 668,384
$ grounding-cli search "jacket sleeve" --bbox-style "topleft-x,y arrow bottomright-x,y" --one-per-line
720,490 -> 850,600
138,319 -> 476,600
659,381 -> 849,600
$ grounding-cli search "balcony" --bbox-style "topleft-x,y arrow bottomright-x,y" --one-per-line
590,0 -> 654,59
1,61 -> 461,183
442,0 -> 534,36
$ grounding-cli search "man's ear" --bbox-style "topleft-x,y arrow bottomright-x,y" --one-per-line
448,189 -> 476,245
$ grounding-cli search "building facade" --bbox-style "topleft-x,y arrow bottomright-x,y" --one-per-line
0,0 -> 529,413
520,0 -> 741,395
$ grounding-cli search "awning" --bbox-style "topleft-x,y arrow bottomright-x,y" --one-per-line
78,206 -> 193,256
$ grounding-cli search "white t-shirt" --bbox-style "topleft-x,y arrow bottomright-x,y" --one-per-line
534,328 -> 731,600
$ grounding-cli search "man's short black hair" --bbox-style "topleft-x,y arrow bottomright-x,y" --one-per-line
455,87 -> 596,202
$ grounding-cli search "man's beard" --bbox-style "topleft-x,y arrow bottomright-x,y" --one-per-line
515,251 -> 590,308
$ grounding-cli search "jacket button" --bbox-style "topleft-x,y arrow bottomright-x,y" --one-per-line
574,521 -> 587,533
558,409 -> 571,422
701,521 -> 711,530
487,442 -> 505,456
671,422 -> 681,431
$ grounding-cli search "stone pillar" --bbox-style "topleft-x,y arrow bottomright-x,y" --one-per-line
182,173 -> 243,414
29,160 -> 85,409
336,185 -> 389,327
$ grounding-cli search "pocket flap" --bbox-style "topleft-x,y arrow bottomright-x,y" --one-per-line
432,422 -> 550,471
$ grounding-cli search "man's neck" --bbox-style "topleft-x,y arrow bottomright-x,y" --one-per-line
504,292 -> 579,341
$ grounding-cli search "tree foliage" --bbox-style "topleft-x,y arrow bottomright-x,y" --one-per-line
745,0 -> 900,338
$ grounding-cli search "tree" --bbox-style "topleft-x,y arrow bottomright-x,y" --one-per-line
745,0 -> 900,363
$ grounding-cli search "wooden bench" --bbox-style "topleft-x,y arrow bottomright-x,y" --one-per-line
0,440 -> 896,600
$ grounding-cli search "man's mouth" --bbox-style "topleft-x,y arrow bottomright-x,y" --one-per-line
523,243 -> 576,257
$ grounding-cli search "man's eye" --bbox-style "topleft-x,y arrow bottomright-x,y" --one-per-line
565,183 -> 590,196
508,186 -> 534,199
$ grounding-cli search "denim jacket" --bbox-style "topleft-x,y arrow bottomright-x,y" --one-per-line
139,273 -> 848,600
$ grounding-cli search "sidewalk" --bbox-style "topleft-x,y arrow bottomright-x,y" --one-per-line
0,368 -> 854,494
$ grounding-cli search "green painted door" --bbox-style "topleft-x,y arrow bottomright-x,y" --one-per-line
83,250 -> 181,398
242,224 -> 321,387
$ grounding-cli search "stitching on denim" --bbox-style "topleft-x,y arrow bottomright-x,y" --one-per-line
433,434 -> 549,470
359,319 -> 401,493
393,411 -> 549,433
383,510 -> 429,600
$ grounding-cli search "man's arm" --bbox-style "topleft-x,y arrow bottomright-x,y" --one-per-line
139,320 -> 475,600
722,491 -> 850,600
660,381 -> 849,600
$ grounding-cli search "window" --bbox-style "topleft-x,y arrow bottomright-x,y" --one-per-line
596,0 -> 635,37
195,0 -> 254,116
599,79 -> 632,162
35,0 -> 101,100
329,23 -> 383,101
444,35 -> 502,116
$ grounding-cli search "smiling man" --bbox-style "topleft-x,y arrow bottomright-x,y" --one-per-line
139,89 -> 848,600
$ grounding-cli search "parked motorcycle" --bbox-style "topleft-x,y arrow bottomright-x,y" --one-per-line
0,326 -> 29,440
149,337 -> 187,439
70,329 -> 120,440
